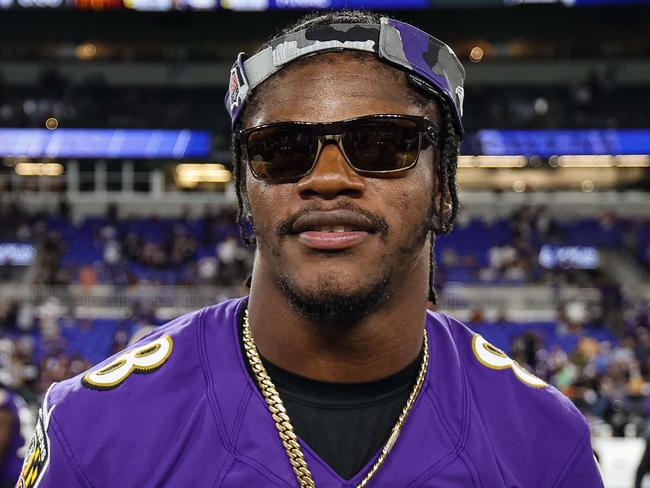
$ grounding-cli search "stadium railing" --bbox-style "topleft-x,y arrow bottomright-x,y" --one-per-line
0,283 -> 605,323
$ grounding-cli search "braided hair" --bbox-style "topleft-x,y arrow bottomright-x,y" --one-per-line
231,10 -> 462,304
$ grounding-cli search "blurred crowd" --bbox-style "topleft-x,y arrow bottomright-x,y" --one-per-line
8,200 -> 647,294
1,65 -> 648,139
0,200 -> 254,420
0,200 -> 254,288
439,205 -> 647,309
0,69 -> 222,131
502,300 -> 650,438
86,204 -> 252,288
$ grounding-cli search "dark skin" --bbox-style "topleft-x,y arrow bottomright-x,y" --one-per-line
244,53 -> 441,382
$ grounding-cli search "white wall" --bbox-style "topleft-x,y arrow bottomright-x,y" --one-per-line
593,437 -> 648,488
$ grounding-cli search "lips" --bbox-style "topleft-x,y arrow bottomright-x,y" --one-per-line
291,210 -> 376,235
290,210 -> 376,251
306,226 -> 359,233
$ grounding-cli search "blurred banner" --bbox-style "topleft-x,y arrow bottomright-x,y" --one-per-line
0,129 -> 211,159
473,129 -> 650,157
2,128 -> 647,159
0,243 -> 36,266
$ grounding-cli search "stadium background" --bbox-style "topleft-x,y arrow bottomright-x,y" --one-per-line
1,0 -> 650,486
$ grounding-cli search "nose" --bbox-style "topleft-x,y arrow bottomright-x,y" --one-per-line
296,140 -> 366,200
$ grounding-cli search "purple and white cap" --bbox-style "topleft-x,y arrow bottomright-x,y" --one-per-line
225,17 -> 466,135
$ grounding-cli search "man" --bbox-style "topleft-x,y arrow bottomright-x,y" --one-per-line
18,11 -> 603,487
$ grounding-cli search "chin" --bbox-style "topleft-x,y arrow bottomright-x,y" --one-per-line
277,269 -> 392,327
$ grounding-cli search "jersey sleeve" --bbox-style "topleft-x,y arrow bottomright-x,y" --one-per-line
556,430 -> 605,488
16,385 -> 88,488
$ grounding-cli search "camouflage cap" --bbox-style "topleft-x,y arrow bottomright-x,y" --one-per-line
225,17 -> 465,135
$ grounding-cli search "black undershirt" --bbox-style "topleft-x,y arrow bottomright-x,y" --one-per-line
239,310 -> 421,480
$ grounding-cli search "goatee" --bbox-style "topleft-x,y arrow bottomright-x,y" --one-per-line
277,270 -> 392,327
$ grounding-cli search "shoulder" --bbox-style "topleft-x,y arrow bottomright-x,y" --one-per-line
49,306 -> 203,409
49,297 -> 243,407
18,298 -> 247,487
435,311 -> 583,422
431,312 -> 597,485
45,298 -> 244,442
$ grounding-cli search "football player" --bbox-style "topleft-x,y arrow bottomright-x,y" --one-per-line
19,10 -> 604,487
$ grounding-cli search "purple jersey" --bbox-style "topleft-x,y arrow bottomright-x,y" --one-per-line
18,297 -> 603,487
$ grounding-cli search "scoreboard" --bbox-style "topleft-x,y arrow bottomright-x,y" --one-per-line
2,0 -> 646,10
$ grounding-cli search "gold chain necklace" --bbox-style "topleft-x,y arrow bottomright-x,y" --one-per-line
242,309 -> 429,488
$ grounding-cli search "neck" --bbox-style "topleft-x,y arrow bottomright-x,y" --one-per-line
246,262 -> 429,383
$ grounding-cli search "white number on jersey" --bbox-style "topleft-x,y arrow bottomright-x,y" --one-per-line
471,334 -> 547,388
82,335 -> 173,390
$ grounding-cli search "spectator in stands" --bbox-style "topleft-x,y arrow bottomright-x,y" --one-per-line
511,331 -> 543,370
0,386 -> 25,488
0,303 -> 18,333
169,224 -> 197,266
37,297 -> 62,340
35,230 -> 67,285
79,265 -> 97,290
216,234 -> 250,285
0,257 -> 13,282
197,256 -> 218,285
103,238 -> 122,267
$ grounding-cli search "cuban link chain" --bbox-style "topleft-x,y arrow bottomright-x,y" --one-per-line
242,309 -> 429,488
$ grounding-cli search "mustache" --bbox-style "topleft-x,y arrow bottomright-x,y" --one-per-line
275,201 -> 390,241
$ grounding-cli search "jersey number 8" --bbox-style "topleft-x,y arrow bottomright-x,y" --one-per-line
472,334 -> 547,388
82,335 -> 173,390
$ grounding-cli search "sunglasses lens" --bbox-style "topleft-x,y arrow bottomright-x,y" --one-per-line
243,117 -> 426,181
246,127 -> 317,180
343,118 -> 421,172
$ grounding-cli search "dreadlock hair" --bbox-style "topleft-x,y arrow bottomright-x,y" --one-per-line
231,10 -> 462,304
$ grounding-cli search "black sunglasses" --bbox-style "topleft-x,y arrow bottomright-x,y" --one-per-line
236,114 -> 440,182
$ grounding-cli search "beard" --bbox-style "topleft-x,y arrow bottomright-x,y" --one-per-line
277,267 -> 393,327
275,200 -> 436,328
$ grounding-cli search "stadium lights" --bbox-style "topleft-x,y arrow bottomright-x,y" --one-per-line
460,154 -> 650,169
557,155 -> 650,168
616,155 -> 650,167
581,180 -> 595,192
458,155 -> 528,168
74,43 -> 97,60
45,117 -> 59,130
557,155 -> 614,167
469,47 -> 484,63
512,180 -> 527,193
14,162 -> 64,176
175,163 -> 232,187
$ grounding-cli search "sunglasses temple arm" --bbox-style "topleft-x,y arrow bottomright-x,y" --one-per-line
423,129 -> 441,147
